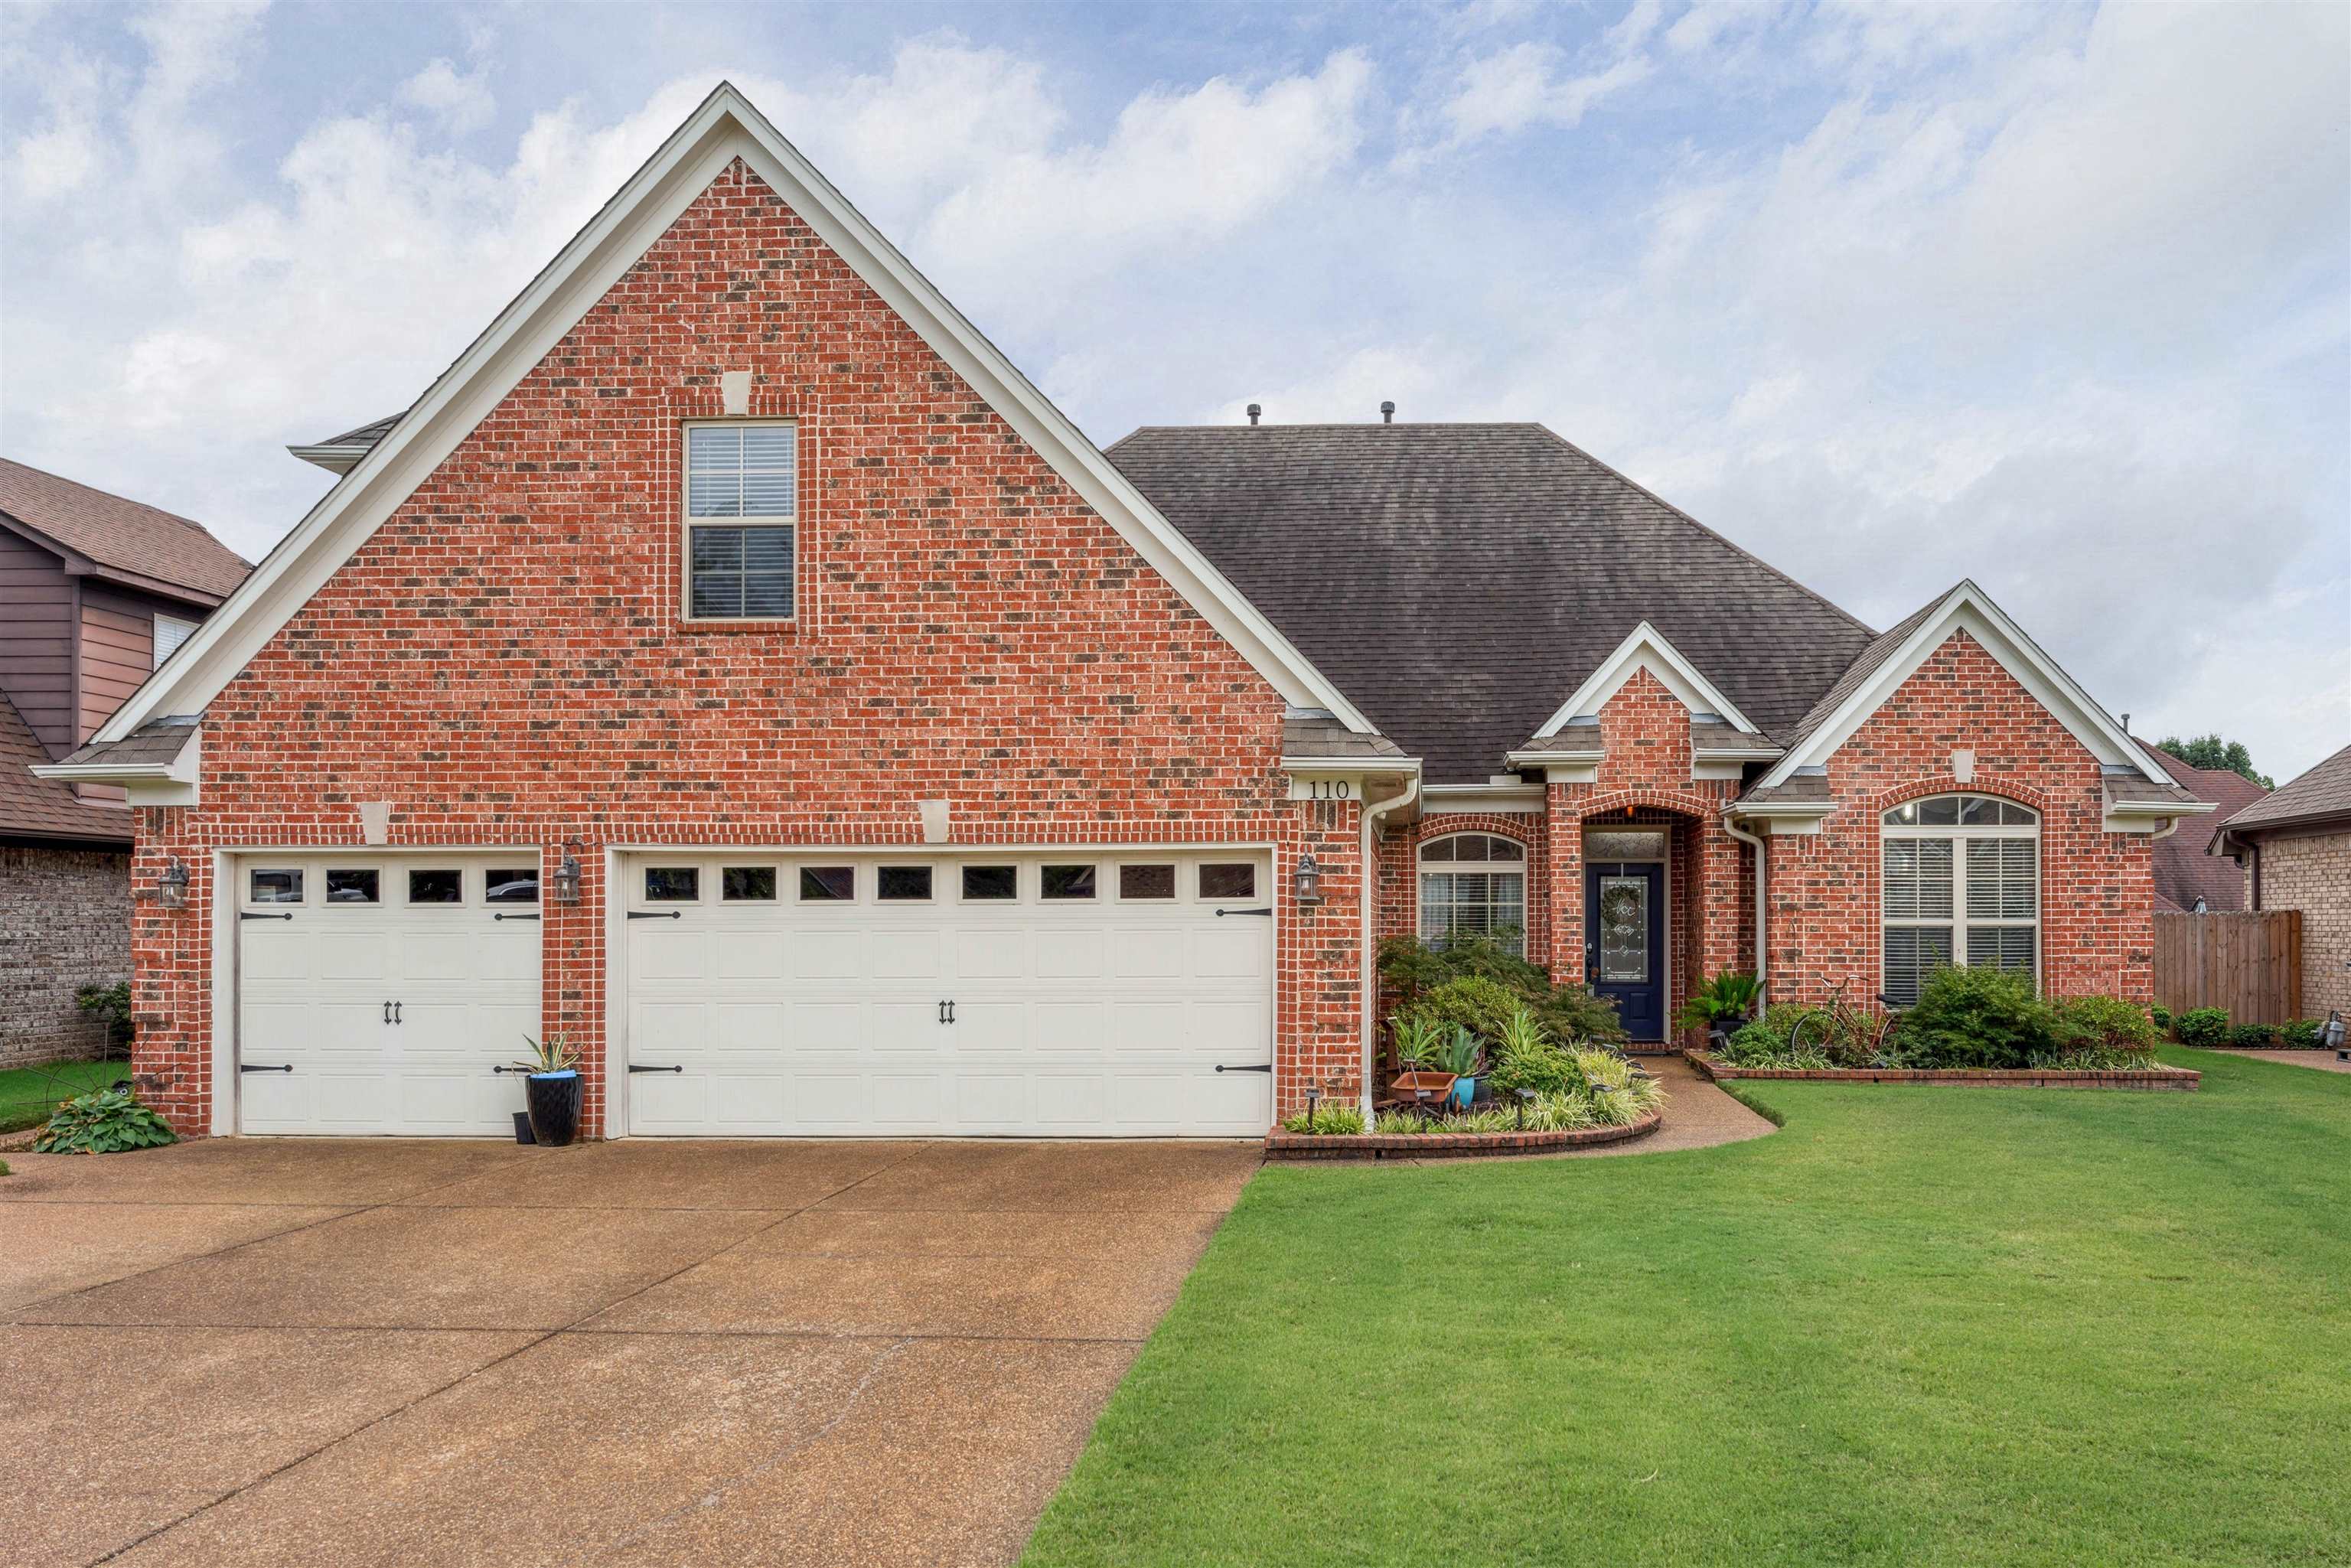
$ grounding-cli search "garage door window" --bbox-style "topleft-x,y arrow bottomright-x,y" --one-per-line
325,869 -> 380,904
878,865 -> 934,901
250,868 -> 304,905
645,867 -> 699,902
961,864 -> 1018,901
799,866 -> 855,901
1119,863 -> 1176,900
486,869 -> 538,904
722,866 -> 778,901
1042,864 -> 1097,900
1199,862 -> 1257,901
408,869 -> 463,905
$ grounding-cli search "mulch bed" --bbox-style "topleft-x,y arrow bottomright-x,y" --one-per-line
1685,1051 -> 2199,1091
1264,1109 -> 1663,1161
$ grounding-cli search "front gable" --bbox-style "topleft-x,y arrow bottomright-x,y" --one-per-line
88,83 -> 1369,764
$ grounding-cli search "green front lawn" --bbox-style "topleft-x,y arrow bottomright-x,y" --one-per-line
0,1058 -> 126,1134
1025,1050 -> 2349,1566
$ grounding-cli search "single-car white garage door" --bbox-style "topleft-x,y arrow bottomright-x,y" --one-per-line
236,854 -> 543,1135
622,849 -> 1274,1136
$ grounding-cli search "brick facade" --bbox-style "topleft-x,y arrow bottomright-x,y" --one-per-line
126,159 -> 1361,1136
1,844 -> 129,1067
2246,830 -> 2351,1018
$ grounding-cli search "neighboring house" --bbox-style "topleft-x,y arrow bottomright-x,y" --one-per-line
44,86 -> 2209,1140
2212,742 -> 2351,1022
1,460 -> 249,1065
2137,740 -> 2268,912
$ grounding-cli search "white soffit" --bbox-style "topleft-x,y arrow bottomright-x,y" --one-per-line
1533,621 -> 1760,738
94,82 -> 1372,747
1755,581 -> 2172,791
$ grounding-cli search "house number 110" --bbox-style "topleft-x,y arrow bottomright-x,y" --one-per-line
1305,779 -> 1352,799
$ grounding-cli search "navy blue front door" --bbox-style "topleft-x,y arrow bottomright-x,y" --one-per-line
1586,862 -> 1665,1042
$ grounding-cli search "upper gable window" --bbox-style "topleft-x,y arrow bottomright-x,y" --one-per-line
154,614 -> 198,670
684,422 -> 797,621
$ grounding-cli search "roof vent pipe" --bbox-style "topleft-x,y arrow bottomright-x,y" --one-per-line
1380,401 -> 1395,424
1247,403 -> 1261,426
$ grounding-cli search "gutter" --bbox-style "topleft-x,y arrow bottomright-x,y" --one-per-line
1360,771 -> 1420,1126
1721,807 -> 1769,1004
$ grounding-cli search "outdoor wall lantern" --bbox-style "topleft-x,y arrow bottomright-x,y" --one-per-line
154,856 -> 190,910
550,841 -> 584,907
1293,852 -> 1324,907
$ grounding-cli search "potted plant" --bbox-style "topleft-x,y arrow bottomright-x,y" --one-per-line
1387,1014 -> 1457,1105
1436,1024 -> 1485,1107
514,1032 -> 583,1147
1676,970 -> 1762,1051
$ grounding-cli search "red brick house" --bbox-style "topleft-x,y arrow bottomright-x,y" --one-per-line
2,461 -> 249,1065
45,86 -> 2207,1139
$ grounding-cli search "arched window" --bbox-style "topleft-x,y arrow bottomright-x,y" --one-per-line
1418,833 -> 1528,954
1881,794 -> 2040,1006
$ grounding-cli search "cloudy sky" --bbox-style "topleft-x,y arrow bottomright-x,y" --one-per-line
4,1 -> 2346,778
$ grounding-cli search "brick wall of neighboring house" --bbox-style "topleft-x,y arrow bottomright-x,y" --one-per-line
1,845 -> 129,1067
127,158 -> 1363,1136
1764,628 -> 2154,1006
2248,830 -> 2351,1018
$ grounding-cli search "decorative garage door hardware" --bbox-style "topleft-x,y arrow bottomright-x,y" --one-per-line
628,1064 -> 685,1074
937,1000 -> 957,1024
628,909 -> 683,920
1215,1063 -> 1273,1073
239,1063 -> 294,1074
380,1002 -> 403,1025
1216,906 -> 1274,918
492,911 -> 540,921
240,911 -> 294,921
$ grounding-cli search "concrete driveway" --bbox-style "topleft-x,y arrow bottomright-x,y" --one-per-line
0,1135 -> 1260,1567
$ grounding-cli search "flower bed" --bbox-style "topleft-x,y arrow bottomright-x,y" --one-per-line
1687,1051 -> 2199,1090
1265,1107 -> 1662,1160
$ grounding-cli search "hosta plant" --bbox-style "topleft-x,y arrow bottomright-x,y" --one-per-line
31,1087 -> 177,1155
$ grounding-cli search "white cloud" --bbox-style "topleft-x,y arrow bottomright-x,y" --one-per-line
1434,38 -> 1650,147
399,58 -> 496,136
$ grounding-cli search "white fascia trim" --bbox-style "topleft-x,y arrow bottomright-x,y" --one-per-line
1533,621 -> 1761,739
1421,781 -> 1544,815
1502,748 -> 1605,770
1279,755 -> 1423,774
1693,745 -> 1785,761
1755,582 -> 2173,791
96,83 -> 1373,746
2104,797 -> 2216,835
285,444 -> 369,474
33,729 -> 201,806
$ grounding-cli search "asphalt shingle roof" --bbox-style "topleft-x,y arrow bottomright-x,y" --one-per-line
0,692 -> 133,845
2138,742 -> 2268,911
2216,742 -> 2351,836
1108,424 -> 1877,784
0,459 -> 250,603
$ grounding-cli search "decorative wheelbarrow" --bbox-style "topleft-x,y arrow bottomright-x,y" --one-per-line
1387,1071 -> 1459,1119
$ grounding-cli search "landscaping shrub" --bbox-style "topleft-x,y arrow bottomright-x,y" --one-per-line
2228,1022 -> 2276,1048
1711,1004 -> 1834,1068
74,981 -> 134,1052
1533,985 -> 1628,1047
1380,936 -> 1626,1047
1407,976 -> 1525,1046
1368,1087 -> 1618,1136
2173,1007 -> 2229,1048
2049,995 -> 2160,1056
1894,965 -> 2054,1069
2280,1018 -> 2324,1048
31,1087 -> 177,1155
1486,1006 -> 1581,1097
2150,1004 -> 2173,1032
1280,1103 -> 1366,1136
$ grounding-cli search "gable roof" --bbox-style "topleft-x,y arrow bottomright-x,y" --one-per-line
87,83 -> 1371,751
0,458 -> 249,604
1107,423 -> 1876,784
287,412 -> 408,475
0,690 -> 132,846
1749,579 -> 2174,794
1529,620 -> 1764,738
2140,742 -> 2268,911
2213,742 -> 2351,849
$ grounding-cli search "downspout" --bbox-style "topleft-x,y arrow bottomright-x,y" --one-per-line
1722,807 -> 1768,1004
1361,771 -> 1420,1126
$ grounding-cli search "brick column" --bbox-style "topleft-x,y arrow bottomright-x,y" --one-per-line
1547,782 -> 1586,985
1277,797 -> 1365,1120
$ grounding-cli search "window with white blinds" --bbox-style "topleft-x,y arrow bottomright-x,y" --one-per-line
1881,794 -> 2038,1006
684,423 -> 796,620
1418,833 -> 1528,955
153,614 -> 198,669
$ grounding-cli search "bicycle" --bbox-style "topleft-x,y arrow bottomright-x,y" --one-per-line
1785,976 -> 1900,1066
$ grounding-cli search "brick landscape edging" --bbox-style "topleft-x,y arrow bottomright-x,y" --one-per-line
1685,1051 -> 2199,1091
1264,1108 -> 1663,1161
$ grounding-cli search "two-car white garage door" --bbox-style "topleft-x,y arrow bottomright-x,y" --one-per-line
231,848 -> 1273,1138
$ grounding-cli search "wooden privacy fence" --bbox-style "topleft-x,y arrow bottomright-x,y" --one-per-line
2153,910 -> 2303,1024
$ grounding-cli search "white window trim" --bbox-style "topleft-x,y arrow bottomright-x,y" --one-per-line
1416,833 -> 1529,954
681,419 -> 799,624
1881,795 -> 2042,1000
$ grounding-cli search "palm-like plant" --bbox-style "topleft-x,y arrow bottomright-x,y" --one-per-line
512,1032 -> 581,1074
1390,1014 -> 1447,1071
1674,970 -> 1762,1035
1434,1023 -> 1485,1080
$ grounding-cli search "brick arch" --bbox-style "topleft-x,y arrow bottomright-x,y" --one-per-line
1868,775 -> 2052,817
1578,787 -> 1723,821
1391,813 -> 1547,960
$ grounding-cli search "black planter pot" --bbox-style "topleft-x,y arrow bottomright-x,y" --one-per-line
524,1072 -> 582,1147
511,1111 -> 536,1146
